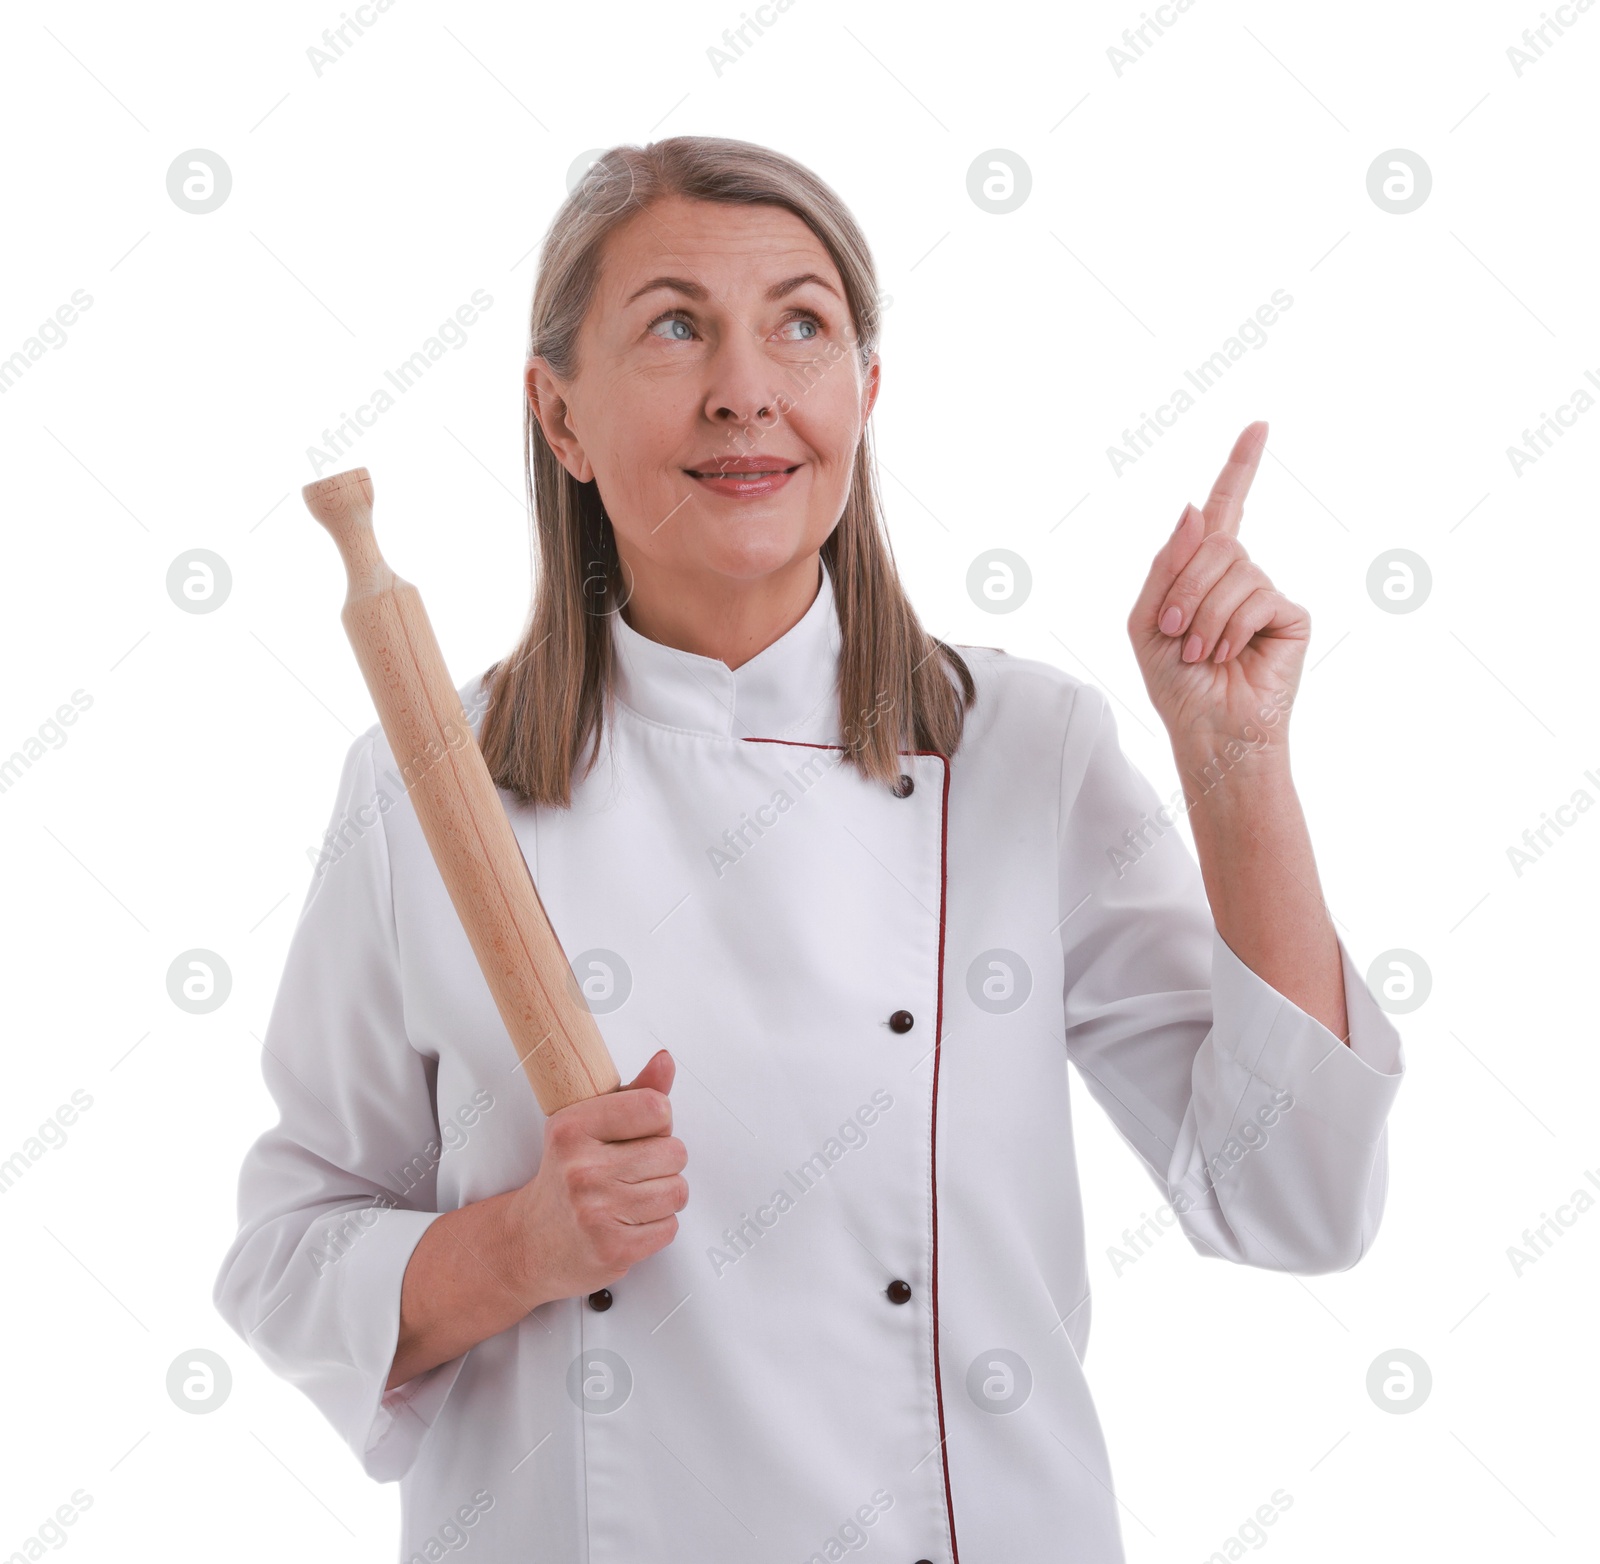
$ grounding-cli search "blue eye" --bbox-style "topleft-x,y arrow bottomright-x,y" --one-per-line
648,312 -> 696,342
646,307 -> 825,343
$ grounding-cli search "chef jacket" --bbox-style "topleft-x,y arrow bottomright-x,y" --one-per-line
213,560 -> 1406,1563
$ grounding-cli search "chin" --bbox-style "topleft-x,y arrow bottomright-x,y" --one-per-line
691,517 -> 814,568
686,539 -> 810,585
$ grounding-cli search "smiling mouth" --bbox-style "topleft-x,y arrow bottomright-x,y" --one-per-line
685,465 -> 801,478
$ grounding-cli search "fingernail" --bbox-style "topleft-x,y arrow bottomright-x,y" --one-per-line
1213,639 -> 1229,662
1159,605 -> 1183,635
1172,503 -> 1190,534
1183,632 -> 1203,662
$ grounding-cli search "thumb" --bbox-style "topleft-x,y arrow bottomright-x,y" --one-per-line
1129,501 -> 1200,640
625,1048 -> 675,1097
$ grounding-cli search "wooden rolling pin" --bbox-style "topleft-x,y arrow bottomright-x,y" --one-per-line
301,466 -> 620,1115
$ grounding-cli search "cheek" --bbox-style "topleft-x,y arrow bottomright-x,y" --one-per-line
578,370 -> 679,462
791,400 -> 863,473
598,426 -> 682,506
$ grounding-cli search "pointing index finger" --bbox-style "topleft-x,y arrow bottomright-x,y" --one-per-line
1202,420 -> 1269,539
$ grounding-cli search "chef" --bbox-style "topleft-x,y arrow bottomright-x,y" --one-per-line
214,137 -> 1406,1563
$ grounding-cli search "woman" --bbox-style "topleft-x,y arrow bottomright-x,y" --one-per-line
214,136 -> 1405,1562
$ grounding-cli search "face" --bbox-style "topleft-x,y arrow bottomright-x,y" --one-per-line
527,195 -> 879,614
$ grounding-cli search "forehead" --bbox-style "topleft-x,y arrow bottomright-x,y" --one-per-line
595,196 -> 842,301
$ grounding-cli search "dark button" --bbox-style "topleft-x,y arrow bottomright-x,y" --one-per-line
886,1279 -> 912,1304
587,1288 -> 613,1311
892,772 -> 915,798
889,1009 -> 914,1034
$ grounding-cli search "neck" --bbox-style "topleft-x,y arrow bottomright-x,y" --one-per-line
616,554 -> 824,671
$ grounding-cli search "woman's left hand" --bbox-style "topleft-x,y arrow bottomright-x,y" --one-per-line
1127,421 -> 1310,745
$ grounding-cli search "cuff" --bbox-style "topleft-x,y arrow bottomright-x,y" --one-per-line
312,1205 -> 468,1482
1208,926 -> 1406,1139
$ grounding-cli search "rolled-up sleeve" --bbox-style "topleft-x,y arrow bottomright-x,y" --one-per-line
213,728 -> 467,1480
1056,681 -> 1406,1275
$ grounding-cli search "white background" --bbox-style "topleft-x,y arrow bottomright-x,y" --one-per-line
1,0 -> 1595,1558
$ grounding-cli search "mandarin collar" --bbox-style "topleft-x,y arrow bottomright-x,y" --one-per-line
609,562 -> 843,741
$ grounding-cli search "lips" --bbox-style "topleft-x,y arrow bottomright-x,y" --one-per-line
685,462 -> 802,497
684,462 -> 801,477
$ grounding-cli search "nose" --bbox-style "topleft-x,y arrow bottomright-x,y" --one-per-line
700,323 -> 787,439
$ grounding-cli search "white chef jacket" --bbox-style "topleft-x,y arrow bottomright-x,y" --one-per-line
214,561 -> 1406,1563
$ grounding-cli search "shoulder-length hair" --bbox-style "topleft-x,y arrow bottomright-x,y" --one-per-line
478,134 -> 975,808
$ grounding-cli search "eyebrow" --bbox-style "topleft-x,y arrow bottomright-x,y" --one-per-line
623,271 -> 842,308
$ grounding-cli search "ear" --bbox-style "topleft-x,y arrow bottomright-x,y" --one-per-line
861,352 -> 881,424
525,356 -> 595,484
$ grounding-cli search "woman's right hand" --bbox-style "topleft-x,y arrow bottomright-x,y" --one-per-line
507,1048 -> 688,1306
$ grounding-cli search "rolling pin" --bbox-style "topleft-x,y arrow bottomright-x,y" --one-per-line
301,465 -> 620,1115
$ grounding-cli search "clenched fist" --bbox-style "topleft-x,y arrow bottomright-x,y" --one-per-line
508,1048 -> 689,1306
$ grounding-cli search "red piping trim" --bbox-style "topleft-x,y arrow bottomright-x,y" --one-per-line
741,737 -> 961,1562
